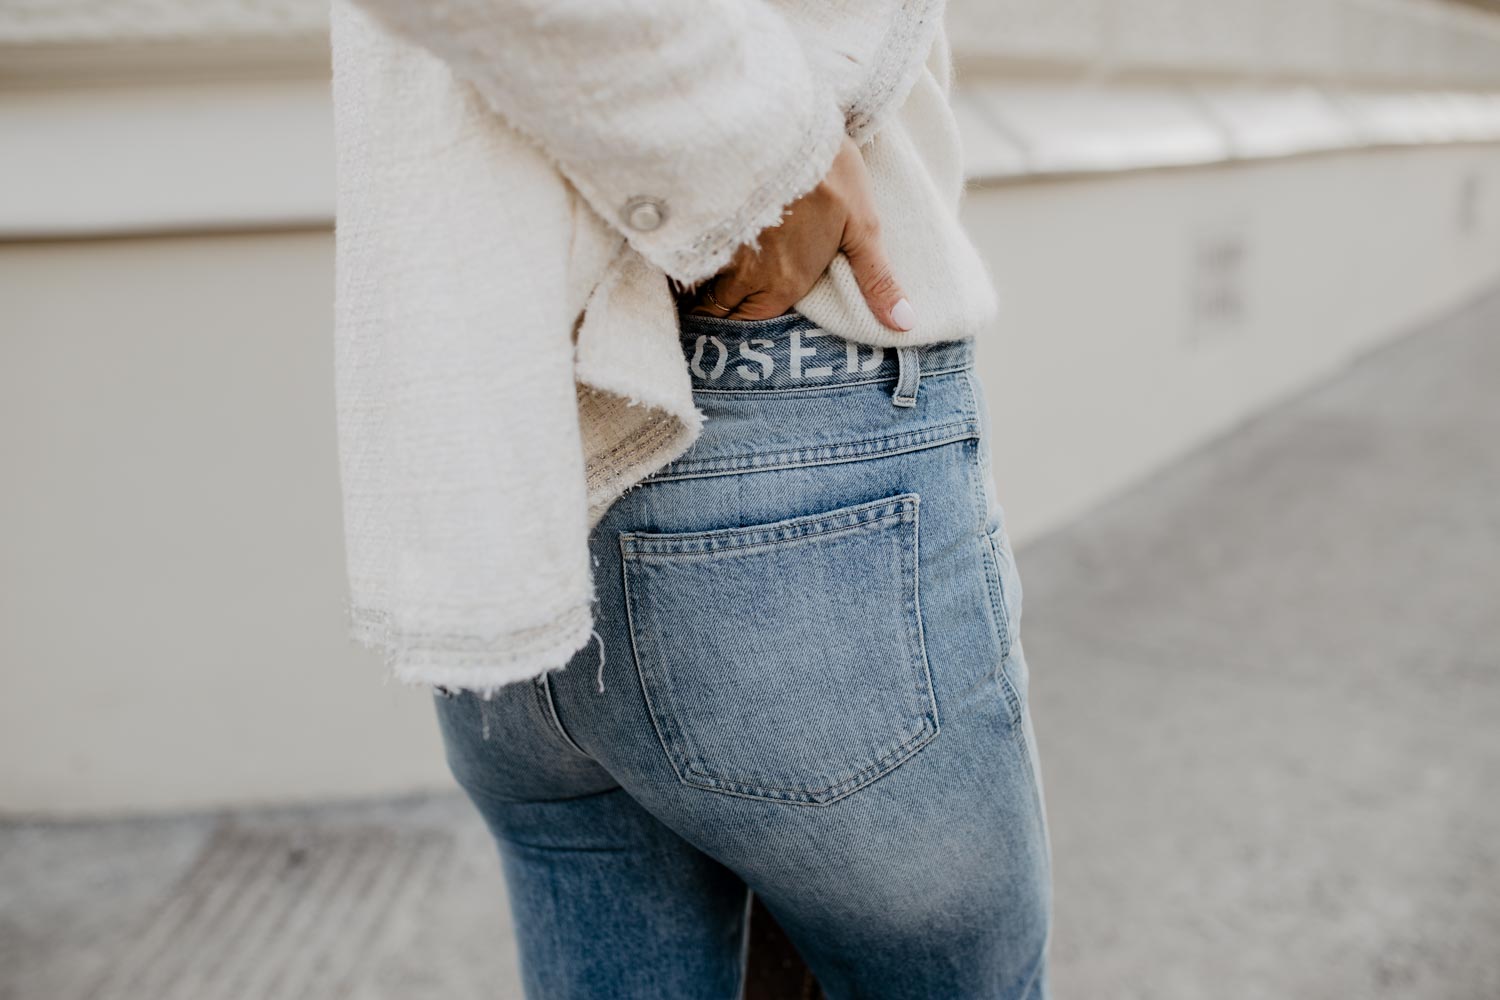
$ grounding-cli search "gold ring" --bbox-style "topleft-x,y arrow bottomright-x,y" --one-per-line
701,281 -> 732,315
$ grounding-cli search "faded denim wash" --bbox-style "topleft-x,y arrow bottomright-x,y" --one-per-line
433,309 -> 1052,1000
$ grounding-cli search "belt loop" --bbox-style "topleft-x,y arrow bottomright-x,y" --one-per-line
892,345 -> 921,407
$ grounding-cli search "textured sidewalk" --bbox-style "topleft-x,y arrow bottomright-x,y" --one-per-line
4,284 -> 1498,1000
1026,281 -> 1500,999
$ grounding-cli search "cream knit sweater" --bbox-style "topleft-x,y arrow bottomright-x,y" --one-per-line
331,0 -> 999,695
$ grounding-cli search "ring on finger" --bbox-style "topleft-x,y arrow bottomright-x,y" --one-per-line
701,281 -> 733,316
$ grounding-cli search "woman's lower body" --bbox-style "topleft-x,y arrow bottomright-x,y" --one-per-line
433,311 -> 1052,999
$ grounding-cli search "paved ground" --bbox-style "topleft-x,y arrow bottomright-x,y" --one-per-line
1027,282 -> 1500,999
4,284 -> 1498,999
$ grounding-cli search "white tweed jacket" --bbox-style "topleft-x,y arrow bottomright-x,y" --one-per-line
331,0 -> 999,695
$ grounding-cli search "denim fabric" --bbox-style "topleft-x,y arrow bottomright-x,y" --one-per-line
433,309 -> 1052,999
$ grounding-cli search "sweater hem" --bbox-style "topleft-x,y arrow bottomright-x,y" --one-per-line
349,601 -> 595,697
660,97 -> 848,289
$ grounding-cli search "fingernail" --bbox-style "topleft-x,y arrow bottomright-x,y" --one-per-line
890,298 -> 916,331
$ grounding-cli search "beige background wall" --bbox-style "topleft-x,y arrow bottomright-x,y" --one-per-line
1,233 -> 444,813
972,143 -> 1500,541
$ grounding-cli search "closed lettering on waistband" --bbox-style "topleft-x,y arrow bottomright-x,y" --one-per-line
686,328 -> 884,385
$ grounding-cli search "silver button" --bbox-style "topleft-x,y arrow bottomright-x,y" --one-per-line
623,196 -> 666,232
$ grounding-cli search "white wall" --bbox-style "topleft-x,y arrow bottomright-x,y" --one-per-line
971,143 -> 1500,543
947,0 -> 1500,87
0,233 -> 449,815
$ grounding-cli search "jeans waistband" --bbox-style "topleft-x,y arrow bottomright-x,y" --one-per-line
677,309 -> 974,405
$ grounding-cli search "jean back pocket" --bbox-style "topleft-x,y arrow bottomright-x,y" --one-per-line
619,492 -> 939,805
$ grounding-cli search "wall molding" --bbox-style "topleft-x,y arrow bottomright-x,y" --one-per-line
955,82 -> 1500,182
4,77 -> 1500,241
4,0 -> 1500,88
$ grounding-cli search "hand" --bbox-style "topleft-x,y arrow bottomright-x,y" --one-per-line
682,135 -> 916,332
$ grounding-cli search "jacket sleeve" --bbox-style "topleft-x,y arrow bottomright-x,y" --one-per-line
342,0 -> 849,288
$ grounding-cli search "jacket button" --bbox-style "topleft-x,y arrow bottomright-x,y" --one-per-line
623,196 -> 666,232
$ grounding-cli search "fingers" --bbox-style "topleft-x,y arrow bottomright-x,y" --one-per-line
686,275 -> 742,317
693,262 -> 797,321
841,221 -> 915,332
701,244 -> 821,321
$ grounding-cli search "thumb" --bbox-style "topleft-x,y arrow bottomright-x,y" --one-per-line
842,222 -> 916,332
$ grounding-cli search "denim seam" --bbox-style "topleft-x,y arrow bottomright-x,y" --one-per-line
986,529 -> 1016,664
642,431 -> 978,486
677,313 -> 818,335
686,361 -> 972,396
656,419 -> 976,474
533,672 -> 591,759
986,532 -> 1023,728
642,419 -> 980,482
677,719 -> 938,805
910,483 -> 943,764
661,737 -> 938,808
622,491 -> 912,547
962,368 -> 1024,729
621,503 -> 915,559
619,536 -> 695,792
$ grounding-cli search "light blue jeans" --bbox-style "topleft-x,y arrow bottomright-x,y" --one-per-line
433,309 -> 1052,999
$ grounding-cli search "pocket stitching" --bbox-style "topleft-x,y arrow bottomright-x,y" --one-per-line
623,511 -> 910,563
620,491 -> 940,806
984,527 -> 1014,661
984,524 -> 1024,728
681,720 -> 937,801
620,492 -> 916,555
639,418 -> 980,484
